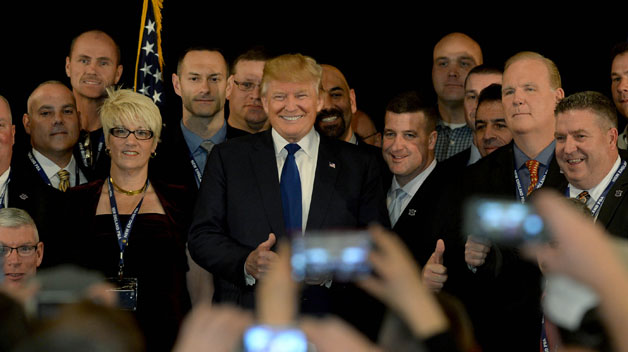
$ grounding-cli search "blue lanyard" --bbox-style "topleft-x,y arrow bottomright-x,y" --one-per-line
0,171 -> 10,209
514,165 -> 549,204
28,151 -> 80,188
566,160 -> 626,218
540,315 -> 551,352
188,151 -> 202,188
78,132 -> 105,169
107,178 -> 149,278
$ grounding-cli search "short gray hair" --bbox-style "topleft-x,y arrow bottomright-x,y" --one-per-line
0,208 -> 38,241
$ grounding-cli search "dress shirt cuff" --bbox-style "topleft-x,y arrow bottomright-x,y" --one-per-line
244,265 -> 256,286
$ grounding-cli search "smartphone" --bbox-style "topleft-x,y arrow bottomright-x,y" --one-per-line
243,325 -> 308,352
464,197 -> 549,245
291,229 -> 371,282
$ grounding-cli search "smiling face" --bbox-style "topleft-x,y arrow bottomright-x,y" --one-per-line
107,121 -> 156,174
555,109 -> 618,190
432,33 -> 482,105
316,65 -> 356,141
502,58 -> 564,137
24,83 -> 80,162
173,50 -> 228,120
611,52 -> 628,119
262,80 -> 323,143
1,225 -> 42,290
382,111 -> 437,187
65,32 -> 122,100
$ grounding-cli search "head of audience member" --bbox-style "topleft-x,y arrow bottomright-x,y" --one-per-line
23,81 -> 80,166
0,96 -> 14,175
463,65 -> 503,129
0,208 -> 43,290
100,88 -> 162,175
474,84 -> 512,157
261,54 -> 323,143
502,52 -> 564,144
382,91 -> 438,187
352,110 -> 382,147
65,30 -> 123,101
610,42 -> 628,119
226,48 -> 270,133
172,47 -> 228,122
554,91 -> 618,191
315,65 -> 357,142
432,33 -> 483,108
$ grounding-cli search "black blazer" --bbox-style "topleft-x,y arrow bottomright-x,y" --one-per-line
151,121 -> 200,193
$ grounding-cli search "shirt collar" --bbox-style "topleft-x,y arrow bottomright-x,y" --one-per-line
32,149 -> 75,178
272,127 -> 319,159
569,155 -> 622,200
513,140 -> 556,169
180,119 -> 228,153
389,159 -> 437,198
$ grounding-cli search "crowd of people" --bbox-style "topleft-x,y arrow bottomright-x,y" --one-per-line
1,29 -> 628,352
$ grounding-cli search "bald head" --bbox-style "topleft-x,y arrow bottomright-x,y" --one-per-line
0,96 -> 10,124
316,64 -> 357,142
27,81 -> 75,115
432,33 -> 483,106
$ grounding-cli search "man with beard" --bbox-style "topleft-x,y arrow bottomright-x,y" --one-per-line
225,48 -> 270,139
65,30 -> 123,180
610,42 -> 628,149
315,65 -> 360,144
152,47 -> 228,191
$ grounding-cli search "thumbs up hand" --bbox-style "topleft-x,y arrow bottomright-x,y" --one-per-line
245,233 -> 279,280
422,239 -> 448,292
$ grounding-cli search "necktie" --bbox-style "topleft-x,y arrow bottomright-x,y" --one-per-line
280,144 -> 302,233
200,140 -> 215,154
388,188 -> 407,227
58,169 -> 70,192
526,159 -> 540,196
576,191 -> 591,205
83,133 -> 93,167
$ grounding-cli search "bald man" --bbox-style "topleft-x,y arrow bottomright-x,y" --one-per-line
316,64 -> 359,143
432,32 -> 483,161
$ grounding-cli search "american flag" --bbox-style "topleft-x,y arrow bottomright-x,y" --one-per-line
134,0 -> 164,106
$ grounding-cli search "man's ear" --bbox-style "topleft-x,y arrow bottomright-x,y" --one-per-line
226,75 -> 234,100
23,114 -> 31,135
350,88 -> 357,114
172,73 -> 182,97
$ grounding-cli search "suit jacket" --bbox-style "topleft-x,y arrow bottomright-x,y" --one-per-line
450,141 -> 566,352
151,121 -> 200,194
188,129 -> 389,337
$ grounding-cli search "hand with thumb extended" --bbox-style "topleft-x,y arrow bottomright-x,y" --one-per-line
245,233 -> 278,280
422,239 -> 448,292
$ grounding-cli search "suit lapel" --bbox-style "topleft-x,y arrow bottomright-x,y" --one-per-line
307,137 -> 338,230
250,131 -> 286,238
596,161 -> 628,227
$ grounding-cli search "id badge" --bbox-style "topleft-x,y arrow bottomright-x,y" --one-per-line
106,277 -> 138,311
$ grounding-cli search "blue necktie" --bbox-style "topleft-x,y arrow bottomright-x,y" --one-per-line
280,144 -> 302,233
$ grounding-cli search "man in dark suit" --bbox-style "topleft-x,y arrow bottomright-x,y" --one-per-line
554,91 -> 628,237
188,54 -> 389,336
458,52 -> 566,352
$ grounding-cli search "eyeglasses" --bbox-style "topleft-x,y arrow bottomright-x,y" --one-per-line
110,127 -> 154,140
0,243 -> 39,257
233,80 -> 261,92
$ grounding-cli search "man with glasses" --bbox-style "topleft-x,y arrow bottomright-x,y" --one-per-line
226,48 -> 270,139
153,47 -> 229,191
0,208 -> 43,290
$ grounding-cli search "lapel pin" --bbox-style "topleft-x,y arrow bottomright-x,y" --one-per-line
616,190 -> 623,197
408,209 -> 416,216
19,193 -> 28,200
329,162 -> 336,168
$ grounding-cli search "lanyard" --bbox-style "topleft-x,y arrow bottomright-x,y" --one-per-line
514,166 -> 549,204
0,172 -> 10,209
28,151 -> 80,188
188,151 -> 202,188
566,160 -> 626,218
107,178 -> 149,278
540,316 -> 551,352
78,132 -> 105,169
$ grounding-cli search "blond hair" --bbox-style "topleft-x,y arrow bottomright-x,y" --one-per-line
504,51 -> 562,90
261,54 -> 322,96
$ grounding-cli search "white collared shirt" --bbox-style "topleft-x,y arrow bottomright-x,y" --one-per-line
0,167 -> 10,206
387,159 -> 437,221
272,127 -> 320,233
32,149 -> 86,189
568,156 -> 622,217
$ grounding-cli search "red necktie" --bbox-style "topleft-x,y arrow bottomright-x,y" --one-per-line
526,160 -> 540,196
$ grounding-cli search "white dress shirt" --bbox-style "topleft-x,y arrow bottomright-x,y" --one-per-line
32,149 -> 86,189
387,159 -> 437,226
0,167 -> 10,207
568,155 -> 621,219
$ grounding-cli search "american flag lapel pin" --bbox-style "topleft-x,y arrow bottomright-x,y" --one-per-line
329,162 -> 336,168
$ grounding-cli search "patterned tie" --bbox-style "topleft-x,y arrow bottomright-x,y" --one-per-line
280,144 -> 302,233
388,188 -> 407,227
57,169 -> 70,192
576,191 -> 591,204
526,160 -> 540,196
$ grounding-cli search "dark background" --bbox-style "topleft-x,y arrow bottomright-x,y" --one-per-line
3,3 -> 627,148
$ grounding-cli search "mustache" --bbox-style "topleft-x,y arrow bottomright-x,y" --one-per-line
316,108 -> 344,121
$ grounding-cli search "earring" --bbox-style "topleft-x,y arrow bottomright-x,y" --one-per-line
151,151 -> 157,159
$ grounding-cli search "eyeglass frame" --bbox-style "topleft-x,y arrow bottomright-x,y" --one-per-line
233,79 -> 261,92
109,127 -> 154,140
0,242 -> 41,257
